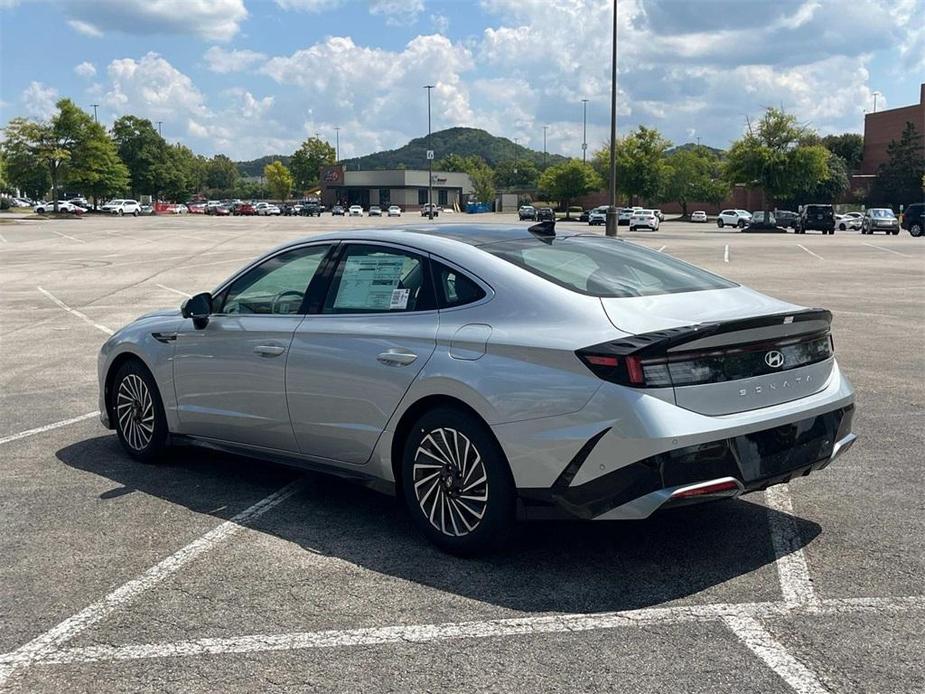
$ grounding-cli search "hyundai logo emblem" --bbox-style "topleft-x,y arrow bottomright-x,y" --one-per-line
765,350 -> 785,368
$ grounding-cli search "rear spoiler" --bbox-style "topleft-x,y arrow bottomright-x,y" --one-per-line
593,308 -> 833,358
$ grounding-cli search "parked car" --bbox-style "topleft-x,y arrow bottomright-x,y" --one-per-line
233,202 -> 257,216
139,204 -> 155,216
187,202 -> 206,214
212,204 -> 232,216
798,204 -> 835,235
387,205 -> 402,217
745,211 -> 778,231
368,205 -> 382,217
901,202 -> 924,237
536,207 -> 555,222
255,202 -> 281,216
68,197 -> 90,208
653,209 -> 665,222
717,209 -> 752,229
566,206 -> 584,220
332,205 -> 345,216
421,203 -> 440,217
629,209 -> 660,231
690,210 -> 708,223
280,203 -> 301,216
98,224 -> 856,554
618,208 -> 634,225
300,202 -> 323,217
774,210 -> 799,229
579,208 -> 592,222
861,208 -> 899,235
348,205 -> 364,217
518,205 -> 537,221
588,206 -> 609,226
102,199 -> 141,216
33,200 -> 85,214
835,211 -> 863,231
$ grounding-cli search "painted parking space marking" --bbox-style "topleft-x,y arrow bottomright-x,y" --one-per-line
37,287 -> 114,336
49,229 -> 85,243
797,244 -> 824,261
0,412 -> 100,446
724,244 -> 730,262
155,283 -> 192,298
765,486 -> 819,607
0,480 -> 305,687
657,245 -> 667,252
861,242 -> 911,257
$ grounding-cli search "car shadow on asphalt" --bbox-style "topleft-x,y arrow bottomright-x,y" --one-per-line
58,435 -> 821,614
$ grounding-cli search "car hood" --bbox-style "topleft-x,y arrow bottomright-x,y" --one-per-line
134,307 -> 182,323
600,286 -> 803,334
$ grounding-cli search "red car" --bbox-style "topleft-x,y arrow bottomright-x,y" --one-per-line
233,202 -> 256,216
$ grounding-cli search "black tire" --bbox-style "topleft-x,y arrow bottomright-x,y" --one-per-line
839,223 -> 846,231
911,223 -> 923,237
717,219 -> 724,228
110,359 -> 168,463
133,210 -> 139,217
401,407 -> 516,556
892,229 -> 899,235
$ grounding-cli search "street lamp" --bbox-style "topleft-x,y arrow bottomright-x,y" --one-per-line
605,1 -> 618,238
872,91 -> 882,113
543,125 -> 548,168
581,99 -> 589,163
424,85 -> 435,220
334,127 -> 340,162
90,104 -> 99,123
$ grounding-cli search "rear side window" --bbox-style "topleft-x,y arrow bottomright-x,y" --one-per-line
432,262 -> 486,308
483,236 -> 737,298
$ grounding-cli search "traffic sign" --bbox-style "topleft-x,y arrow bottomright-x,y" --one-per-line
426,150 -> 434,160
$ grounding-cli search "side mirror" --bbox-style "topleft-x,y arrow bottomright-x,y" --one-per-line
181,292 -> 212,329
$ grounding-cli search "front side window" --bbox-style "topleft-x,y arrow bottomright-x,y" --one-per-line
324,245 -> 434,314
217,244 -> 331,315
483,236 -> 737,298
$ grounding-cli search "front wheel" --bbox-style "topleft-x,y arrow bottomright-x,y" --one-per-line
118,209 -> 124,216
111,360 -> 168,463
717,219 -> 724,228
910,223 -> 923,237
401,407 -> 516,556
133,210 -> 139,217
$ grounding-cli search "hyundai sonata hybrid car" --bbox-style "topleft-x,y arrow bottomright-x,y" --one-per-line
98,223 -> 856,554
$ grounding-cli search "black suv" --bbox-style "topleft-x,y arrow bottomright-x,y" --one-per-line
902,202 -> 924,237
798,204 -> 835,234
536,207 -> 555,222
300,202 -> 322,217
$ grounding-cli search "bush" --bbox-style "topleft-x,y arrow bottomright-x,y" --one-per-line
0,197 -> 10,211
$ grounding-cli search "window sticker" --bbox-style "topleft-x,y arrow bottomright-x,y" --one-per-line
334,255 -> 406,310
389,288 -> 410,310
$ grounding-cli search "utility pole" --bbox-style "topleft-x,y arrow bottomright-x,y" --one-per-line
513,137 -> 519,176
543,126 -> 548,168
334,127 -> 340,162
424,85 -> 435,220
605,1 -> 618,237
90,104 -> 99,123
581,98 -> 589,163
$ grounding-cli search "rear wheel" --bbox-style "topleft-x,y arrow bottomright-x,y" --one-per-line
401,407 -> 516,556
111,360 -> 168,463
911,223 -> 923,237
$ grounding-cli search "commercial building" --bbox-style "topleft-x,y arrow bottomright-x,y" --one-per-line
319,166 -> 473,210
861,83 -> 925,174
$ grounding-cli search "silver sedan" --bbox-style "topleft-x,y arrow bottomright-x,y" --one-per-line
98,223 -> 856,554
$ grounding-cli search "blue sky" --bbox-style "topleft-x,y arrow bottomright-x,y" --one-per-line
1,0 -> 922,161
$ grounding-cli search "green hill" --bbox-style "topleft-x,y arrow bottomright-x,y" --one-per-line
340,127 -> 567,170
666,142 -> 725,157
237,155 -> 291,178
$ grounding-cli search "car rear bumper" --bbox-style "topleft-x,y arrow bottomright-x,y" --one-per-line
519,404 -> 855,520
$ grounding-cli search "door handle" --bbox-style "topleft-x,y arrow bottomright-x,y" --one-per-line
377,349 -> 418,366
254,344 -> 286,357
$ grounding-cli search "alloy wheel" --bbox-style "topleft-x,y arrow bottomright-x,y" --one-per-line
116,373 -> 154,451
412,427 -> 489,537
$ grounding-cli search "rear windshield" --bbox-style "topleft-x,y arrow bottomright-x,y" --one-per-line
482,236 -> 737,297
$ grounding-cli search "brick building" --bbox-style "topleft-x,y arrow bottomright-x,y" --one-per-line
861,83 -> 925,174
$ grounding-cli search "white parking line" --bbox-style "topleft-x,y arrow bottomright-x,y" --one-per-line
724,244 -> 730,262
155,283 -> 192,298
16,596 -> 923,669
0,480 -> 305,687
797,245 -> 824,261
0,412 -> 99,446
765,486 -> 819,607
49,229 -> 85,243
657,245 -> 667,252
861,242 -> 911,257
722,615 -> 829,694
0,232 -> 8,243
37,287 -> 114,335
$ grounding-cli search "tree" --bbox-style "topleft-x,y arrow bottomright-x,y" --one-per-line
779,152 -> 849,209
592,126 -> 672,205
1,118 -> 51,200
205,154 -> 239,190
538,159 -> 602,211
821,133 -> 864,172
466,157 -> 496,204
494,159 -> 539,189
434,153 -> 475,173
158,144 -> 206,202
264,160 -> 294,201
869,121 -> 925,206
724,108 -> 829,212
112,115 -> 167,198
67,119 -> 130,206
289,137 -> 335,191
665,146 -> 729,217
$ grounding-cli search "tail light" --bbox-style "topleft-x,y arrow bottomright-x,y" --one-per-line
577,331 -> 833,389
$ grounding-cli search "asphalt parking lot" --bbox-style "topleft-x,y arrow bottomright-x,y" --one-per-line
1,213 -> 923,693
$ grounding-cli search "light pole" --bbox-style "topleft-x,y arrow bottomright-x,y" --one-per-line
334,127 -> 340,162
605,1 -> 618,237
872,90 -> 881,113
90,104 -> 99,123
581,98 -> 589,163
543,125 -> 548,168
156,120 -> 163,136
424,85 -> 435,219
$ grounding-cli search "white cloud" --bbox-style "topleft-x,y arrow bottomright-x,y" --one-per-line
74,61 -> 97,78
103,52 -> 210,122
274,0 -> 341,11
431,14 -> 449,34
204,46 -> 267,73
21,81 -> 58,120
370,0 -> 424,25
68,19 -> 103,37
